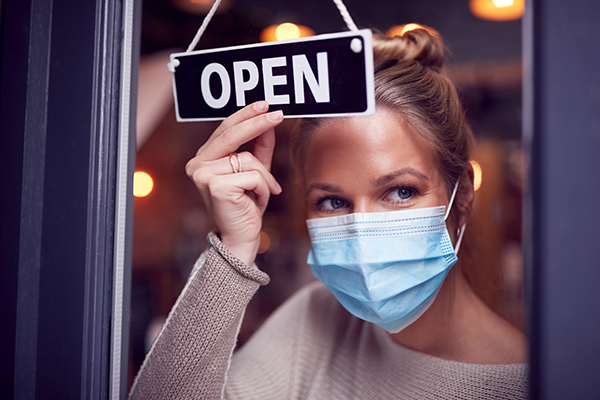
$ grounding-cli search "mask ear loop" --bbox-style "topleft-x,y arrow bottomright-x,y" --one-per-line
454,223 -> 467,254
444,181 -> 459,221
443,181 -> 467,254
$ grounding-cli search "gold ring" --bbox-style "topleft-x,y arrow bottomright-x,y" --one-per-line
229,152 -> 242,173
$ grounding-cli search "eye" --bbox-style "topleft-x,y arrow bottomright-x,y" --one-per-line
316,197 -> 348,212
385,187 -> 415,203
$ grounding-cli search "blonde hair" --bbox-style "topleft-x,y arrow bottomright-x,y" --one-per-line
291,26 -> 474,198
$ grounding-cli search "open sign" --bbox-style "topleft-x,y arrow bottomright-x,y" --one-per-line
170,30 -> 374,121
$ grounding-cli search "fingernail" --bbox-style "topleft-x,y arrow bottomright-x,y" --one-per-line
266,110 -> 283,122
274,181 -> 282,194
254,101 -> 268,112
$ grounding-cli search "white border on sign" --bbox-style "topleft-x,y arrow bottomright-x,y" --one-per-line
170,29 -> 374,122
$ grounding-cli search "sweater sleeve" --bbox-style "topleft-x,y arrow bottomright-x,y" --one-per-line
128,232 -> 270,400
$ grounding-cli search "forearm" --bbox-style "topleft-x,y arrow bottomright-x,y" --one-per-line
129,232 -> 269,400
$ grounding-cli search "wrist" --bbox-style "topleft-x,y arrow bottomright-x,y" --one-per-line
219,234 -> 260,266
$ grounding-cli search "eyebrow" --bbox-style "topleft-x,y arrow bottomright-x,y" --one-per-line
374,168 -> 429,186
305,168 -> 429,197
305,183 -> 344,197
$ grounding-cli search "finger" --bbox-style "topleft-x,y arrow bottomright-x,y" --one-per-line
244,171 -> 272,208
190,152 -> 282,194
211,171 -> 272,208
198,109 -> 283,161
218,100 -> 269,132
197,101 -> 268,157
252,127 -> 276,171
230,151 -> 282,194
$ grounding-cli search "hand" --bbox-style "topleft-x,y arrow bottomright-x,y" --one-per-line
185,101 -> 284,266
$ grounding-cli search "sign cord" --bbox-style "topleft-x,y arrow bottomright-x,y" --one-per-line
186,0 -> 223,53
185,0 -> 358,53
331,0 -> 358,32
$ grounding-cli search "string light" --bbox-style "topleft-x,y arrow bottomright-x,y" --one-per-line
469,0 -> 524,21
386,23 -> 440,39
492,0 -> 514,7
173,0 -> 231,15
470,160 -> 483,191
276,23 -> 300,41
260,23 -> 315,42
133,171 -> 154,197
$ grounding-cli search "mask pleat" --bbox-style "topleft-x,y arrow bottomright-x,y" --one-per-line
306,199 -> 463,334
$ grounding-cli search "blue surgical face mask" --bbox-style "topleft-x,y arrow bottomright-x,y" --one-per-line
306,182 -> 465,333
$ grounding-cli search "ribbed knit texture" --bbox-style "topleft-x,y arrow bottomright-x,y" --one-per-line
130,233 -> 528,400
129,232 -> 269,400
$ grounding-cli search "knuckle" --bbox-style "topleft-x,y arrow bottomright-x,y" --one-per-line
249,170 -> 264,183
185,159 -> 196,177
191,168 -> 208,185
239,151 -> 253,168
246,170 -> 259,179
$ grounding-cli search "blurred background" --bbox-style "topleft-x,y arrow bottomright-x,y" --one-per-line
129,0 -> 525,386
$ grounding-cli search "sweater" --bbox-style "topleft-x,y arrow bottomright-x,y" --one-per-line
129,232 -> 529,400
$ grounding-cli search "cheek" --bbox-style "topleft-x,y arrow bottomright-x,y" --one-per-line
306,209 -> 320,220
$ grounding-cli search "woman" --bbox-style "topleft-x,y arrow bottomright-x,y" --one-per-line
130,27 -> 528,399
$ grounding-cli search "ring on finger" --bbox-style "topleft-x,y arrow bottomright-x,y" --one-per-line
229,152 -> 242,173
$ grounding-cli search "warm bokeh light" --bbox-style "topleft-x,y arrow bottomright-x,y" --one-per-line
257,231 -> 271,254
257,228 -> 281,254
469,0 -> 524,21
471,160 -> 483,191
260,23 -> 315,42
400,23 -> 422,36
275,23 -> 300,41
172,0 -> 232,15
386,23 -> 439,39
133,171 -> 154,197
492,0 -> 514,7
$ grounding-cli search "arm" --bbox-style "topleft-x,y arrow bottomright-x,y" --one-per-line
130,102 -> 282,399
128,232 -> 269,400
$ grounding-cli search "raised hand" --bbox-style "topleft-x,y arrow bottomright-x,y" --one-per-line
185,101 -> 284,266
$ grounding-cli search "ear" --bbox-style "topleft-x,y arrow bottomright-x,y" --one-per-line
456,164 -> 475,228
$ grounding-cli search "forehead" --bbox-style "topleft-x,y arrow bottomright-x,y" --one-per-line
304,107 -> 439,184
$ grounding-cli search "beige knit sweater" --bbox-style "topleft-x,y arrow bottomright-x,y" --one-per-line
129,232 -> 529,400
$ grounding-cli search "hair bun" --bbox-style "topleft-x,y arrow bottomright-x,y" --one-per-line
373,25 -> 445,72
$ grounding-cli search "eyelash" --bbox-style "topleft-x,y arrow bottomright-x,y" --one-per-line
312,196 -> 348,213
384,186 -> 419,204
312,186 -> 419,213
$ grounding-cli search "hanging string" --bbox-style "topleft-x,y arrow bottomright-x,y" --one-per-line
331,0 -> 358,31
184,0 -> 358,53
186,0 -> 223,53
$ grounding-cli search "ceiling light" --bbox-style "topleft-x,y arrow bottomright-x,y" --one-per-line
172,0 -> 231,15
260,23 -> 315,42
386,23 -> 440,39
469,0 -> 524,21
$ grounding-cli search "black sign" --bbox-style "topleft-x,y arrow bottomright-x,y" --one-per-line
170,30 -> 374,121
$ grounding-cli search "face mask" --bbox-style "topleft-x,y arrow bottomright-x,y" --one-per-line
306,182 -> 465,333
